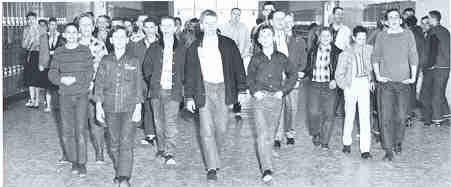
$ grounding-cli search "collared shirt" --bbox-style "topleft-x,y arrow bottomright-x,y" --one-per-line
220,21 -> 251,57
198,37 -> 224,83
94,53 -> 144,112
313,45 -> 331,82
247,51 -> 298,95
48,31 -> 60,53
275,30 -> 289,56
161,44 -> 174,89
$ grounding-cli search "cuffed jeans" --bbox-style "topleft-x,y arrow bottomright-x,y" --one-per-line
378,82 -> 411,151
59,93 -> 89,164
342,77 -> 371,153
307,82 -> 337,145
143,98 -> 155,136
105,111 -> 137,178
254,94 -> 282,172
88,100 -> 105,160
421,69 -> 450,122
152,90 -> 179,156
199,82 -> 228,170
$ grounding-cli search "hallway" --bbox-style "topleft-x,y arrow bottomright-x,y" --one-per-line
3,96 -> 451,187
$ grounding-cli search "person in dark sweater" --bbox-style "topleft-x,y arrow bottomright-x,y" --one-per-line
299,27 -> 342,150
142,16 -> 185,166
184,10 -> 247,181
247,24 -> 297,183
372,9 -> 418,161
421,10 -> 450,126
128,16 -> 159,145
95,26 -> 144,187
48,23 -> 94,177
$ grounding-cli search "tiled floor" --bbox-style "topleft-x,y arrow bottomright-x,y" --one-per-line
3,97 -> 451,187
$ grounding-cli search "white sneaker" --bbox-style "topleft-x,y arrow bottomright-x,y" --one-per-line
140,135 -> 155,145
165,158 -> 176,165
262,170 -> 273,182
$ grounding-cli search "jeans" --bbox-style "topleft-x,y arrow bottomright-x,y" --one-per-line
88,100 -> 105,160
198,82 -> 229,170
51,90 -> 67,159
143,98 -> 155,136
342,78 -> 371,153
152,90 -> 179,155
105,111 -> 137,178
378,82 -> 411,151
307,82 -> 337,145
254,95 -> 282,172
59,93 -> 89,164
421,69 -> 450,122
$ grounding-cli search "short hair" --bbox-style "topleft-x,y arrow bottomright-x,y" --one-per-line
174,17 -> 182,23
429,10 -> 441,21
111,25 -> 129,36
332,7 -> 343,14
254,24 -> 274,49
200,9 -> 217,22
77,12 -> 95,26
64,22 -> 79,32
49,17 -> 57,23
403,8 -> 415,14
405,16 -> 418,27
318,26 -> 332,35
160,16 -> 176,24
256,18 -> 264,25
85,11 -> 94,18
231,8 -> 241,13
38,19 -> 48,25
268,10 -> 284,20
98,15 -> 111,21
385,8 -> 401,19
26,12 -> 37,18
263,1 -> 275,8
352,25 -> 368,36
421,16 -> 429,21
143,16 -> 158,25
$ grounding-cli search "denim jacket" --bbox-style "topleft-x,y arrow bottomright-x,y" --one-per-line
94,53 -> 144,112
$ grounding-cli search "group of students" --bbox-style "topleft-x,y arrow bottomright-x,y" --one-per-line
20,2 -> 449,186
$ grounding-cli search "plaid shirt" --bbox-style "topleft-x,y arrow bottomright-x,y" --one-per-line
312,45 -> 331,82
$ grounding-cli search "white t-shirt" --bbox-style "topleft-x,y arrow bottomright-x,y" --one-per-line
198,36 -> 224,83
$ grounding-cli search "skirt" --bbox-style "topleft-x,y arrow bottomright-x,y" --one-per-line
23,51 -> 45,88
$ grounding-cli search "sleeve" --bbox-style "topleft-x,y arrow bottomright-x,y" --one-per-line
39,35 -> 50,68
48,51 -> 61,86
301,49 -> 314,78
142,46 -> 153,83
295,38 -> 308,72
135,59 -> 145,103
407,31 -> 419,66
426,33 -> 439,67
371,33 -> 383,65
246,56 -> 258,95
335,52 -> 349,89
183,45 -> 196,99
231,41 -> 248,92
282,55 -> 299,95
22,27 -> 29,49
94,59 -> 107,103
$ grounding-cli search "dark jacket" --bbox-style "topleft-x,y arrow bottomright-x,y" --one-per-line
94,53 -> 144,112
409,25 -> 426,69
287,35 -> 308,72
425,25 -> 450,69
247,51 -> 298,95
302,44 -> 342,81
184,35 -> 247,108
142,39 -> 186,102
48,45 -> 94,96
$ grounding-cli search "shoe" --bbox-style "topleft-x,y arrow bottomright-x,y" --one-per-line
141,135 -> 156,145
25,100 -> 33,107
206,169 -> 218,181
262,169 -> 273,183
118,176 -> 131,187
274,140 -> 281,149
286,137 -> 295,145
113,176 -> 119,184
361,152 -> 372,159
71,163 -> 79,174
321,144 -> 329,150
56,158 -> 70,165
342,145 -> 351,154
164,155 -> 176,165
394,143 -> 402,154
78,164 -> 87,177
424,122 -> 432,127
234,114 -> 242,121
44,107 -> 51,113
312,135 -> 320,146
382,151 -> 394,161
